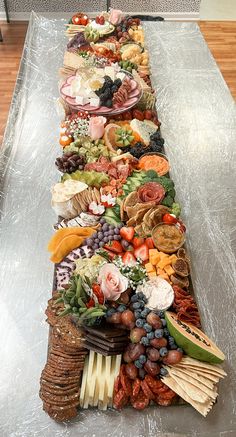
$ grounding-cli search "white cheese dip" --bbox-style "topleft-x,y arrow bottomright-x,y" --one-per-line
137,277 -> 174,311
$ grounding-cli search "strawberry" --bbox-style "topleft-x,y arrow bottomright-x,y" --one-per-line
120,226 -> 135,242
95,16 -> 100,24
122,110 -> 132,120
122,252 -> 137,266
134,243 -> 149,262
132,236 -> 145,248
132,109 -> 144,121
104,240 -> 123,254
99,16 -> 105,25
101,248 -> 119,261
144,110 -> 153,120
145,237 -> 155,249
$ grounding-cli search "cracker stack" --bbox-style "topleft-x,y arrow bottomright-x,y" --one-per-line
162,356 -> 227,417
39,294 -> 88,421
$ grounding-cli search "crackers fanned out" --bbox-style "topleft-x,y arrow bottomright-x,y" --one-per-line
162,356 -> 227,417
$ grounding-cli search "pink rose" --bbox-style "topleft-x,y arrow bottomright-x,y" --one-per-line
98,263 -> 128,301
109,9 -> 124,25
88,116 -> 106,140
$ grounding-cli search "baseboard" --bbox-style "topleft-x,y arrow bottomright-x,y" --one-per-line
0,11 -> 199,22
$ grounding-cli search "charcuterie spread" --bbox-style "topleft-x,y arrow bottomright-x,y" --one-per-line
39,9 -> 227,422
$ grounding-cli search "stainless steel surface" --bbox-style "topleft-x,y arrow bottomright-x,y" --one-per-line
0,14 -> 236,437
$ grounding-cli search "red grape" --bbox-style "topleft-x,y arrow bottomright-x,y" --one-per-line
123,349 -> 133,363
130,327 -> 146,343
121,310 -> 135,328
162,350 -> 183,365
146,312 -> 162,329
125,363 -> 138,380
146,347 -> 160,362
106,312 -> 122,324
118,291 -> 130,305
129,343 -> 145,361
150,337 -> 168,349
144,360 -> 160,377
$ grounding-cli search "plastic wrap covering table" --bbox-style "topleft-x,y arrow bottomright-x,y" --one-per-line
0,12 -> 236,437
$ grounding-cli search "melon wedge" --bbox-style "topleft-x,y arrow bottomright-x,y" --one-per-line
165,312 -> 225,364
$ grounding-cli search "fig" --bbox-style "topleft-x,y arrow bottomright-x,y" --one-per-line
150,337 -> 168,349
162,350 -> 183,365
146,312 -> 162,329
130,327 -> 146,343
144,360 -> 160,377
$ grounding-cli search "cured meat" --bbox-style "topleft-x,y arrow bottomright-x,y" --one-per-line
84,156 -> 110,173
130,389 -> 149,410
173,285 -> 201,327
138,182 -> 165,204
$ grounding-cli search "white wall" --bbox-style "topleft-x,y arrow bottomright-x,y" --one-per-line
0,0 -> 201,20
200,0 -> 236,20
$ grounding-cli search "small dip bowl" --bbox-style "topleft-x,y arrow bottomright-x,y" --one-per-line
152,222 -> 185,254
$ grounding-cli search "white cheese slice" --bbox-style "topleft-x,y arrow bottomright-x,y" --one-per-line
104,66 -> 116,81
70,77 -> 81,96
116,72 -> 126,81
93,352 -> 102,407
80,355 -> 89,407
107,356 -> 116,407
98,354 -> 106,410
83,351 -> 95,409
75,95 -> 89,105
102,356 -> 112,410
89,97 -> 100,107
88,353 -> 97,405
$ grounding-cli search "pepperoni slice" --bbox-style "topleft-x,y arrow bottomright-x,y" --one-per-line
137,182 -> 165,204
144,375 -> 163,395
131,390 -> 150,410
132,378 -> 141,398
155,396 -> 173,406
141,380 -> 155,401
113,388 -> 129,410
120,371 -> 132,397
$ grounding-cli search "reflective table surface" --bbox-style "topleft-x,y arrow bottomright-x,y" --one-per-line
0,13 -> 235,437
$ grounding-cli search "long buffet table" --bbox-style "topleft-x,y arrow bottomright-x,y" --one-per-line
0,12 -> 236,437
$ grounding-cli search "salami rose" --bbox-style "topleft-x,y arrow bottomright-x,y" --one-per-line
138,182 -> 165,204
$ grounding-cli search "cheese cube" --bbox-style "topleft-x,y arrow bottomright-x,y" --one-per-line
148,272 -> 156,278
169,254 -> 178,264
149,249 -> 160,266
164,265 -> 175,276
158,257 -> 172,270
89,97 -> 100,107
117,72 -> 126,81
145,262 -> 155,273
104,66 -> 115,81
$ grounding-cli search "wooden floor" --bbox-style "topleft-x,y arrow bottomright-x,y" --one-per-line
0,20 -> 235,145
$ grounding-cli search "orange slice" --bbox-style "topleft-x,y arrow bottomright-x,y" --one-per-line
103,123 -> 122,151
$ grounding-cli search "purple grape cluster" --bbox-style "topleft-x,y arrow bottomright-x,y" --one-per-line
55,152 -> 85,173
84,218 -> 123,251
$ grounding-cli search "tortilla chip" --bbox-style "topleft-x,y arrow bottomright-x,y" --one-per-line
173,366 -> 215,390
162,375 -> 214,417
174,363 -> 221,383
123,192 -> 139,210
181,357 -> 227,377
167,367 -> 217,400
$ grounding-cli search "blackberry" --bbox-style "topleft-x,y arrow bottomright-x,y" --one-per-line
114,78 -> 122,87
105,99 -> 113,108
103,89 -> 112,99
111,85 -> 118,93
